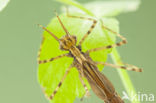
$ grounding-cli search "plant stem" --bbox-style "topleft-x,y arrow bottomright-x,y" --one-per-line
57,0 -> 94,16
111,48 -> 140,103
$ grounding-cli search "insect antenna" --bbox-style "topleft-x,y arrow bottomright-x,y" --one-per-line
38,24 -> 59,41
54,10 -> 70,35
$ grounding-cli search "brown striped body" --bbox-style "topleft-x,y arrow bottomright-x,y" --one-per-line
69,42 -> 124,103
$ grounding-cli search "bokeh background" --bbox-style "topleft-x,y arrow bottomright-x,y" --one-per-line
0,0 -> 155,103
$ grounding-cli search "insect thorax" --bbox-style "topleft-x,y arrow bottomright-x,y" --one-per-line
59,34 -> 77,50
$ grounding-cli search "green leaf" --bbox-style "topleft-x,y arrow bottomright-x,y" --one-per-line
0,0 -> 10,12
58,0 -> 140,17
56,0 -> 94,16
38,13 -> 118,103
84,0 -> 141,17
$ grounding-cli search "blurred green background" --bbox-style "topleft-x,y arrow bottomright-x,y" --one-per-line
0,0 -> 155,103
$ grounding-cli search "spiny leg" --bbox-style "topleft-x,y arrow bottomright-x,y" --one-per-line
66,8 -> 97,46
38,53 -> 68,64
96,62 -> 142,72
37,36 -> 45,62
37,37 -> 68,64
47,64 -> 74,100
123,63 -> 143,72
86,20 -> 127,53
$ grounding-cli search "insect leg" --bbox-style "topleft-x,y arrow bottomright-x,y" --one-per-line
47,64 -> 74,100
86,20 -> 127,53
66,8 -> 97,46
38,53 -> 68,64
37,37 -> 45,62
96,62 -> 142,72
37,37 -> 69,64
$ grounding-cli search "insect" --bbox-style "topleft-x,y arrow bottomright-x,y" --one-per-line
37,10 -> 142,103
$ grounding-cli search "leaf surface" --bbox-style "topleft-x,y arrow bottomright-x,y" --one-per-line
0,0 -> 10,12
38,13 -> 118,103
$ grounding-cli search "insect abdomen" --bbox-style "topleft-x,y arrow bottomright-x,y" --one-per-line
82,61 -> 124,103
108,94 -> 124,103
